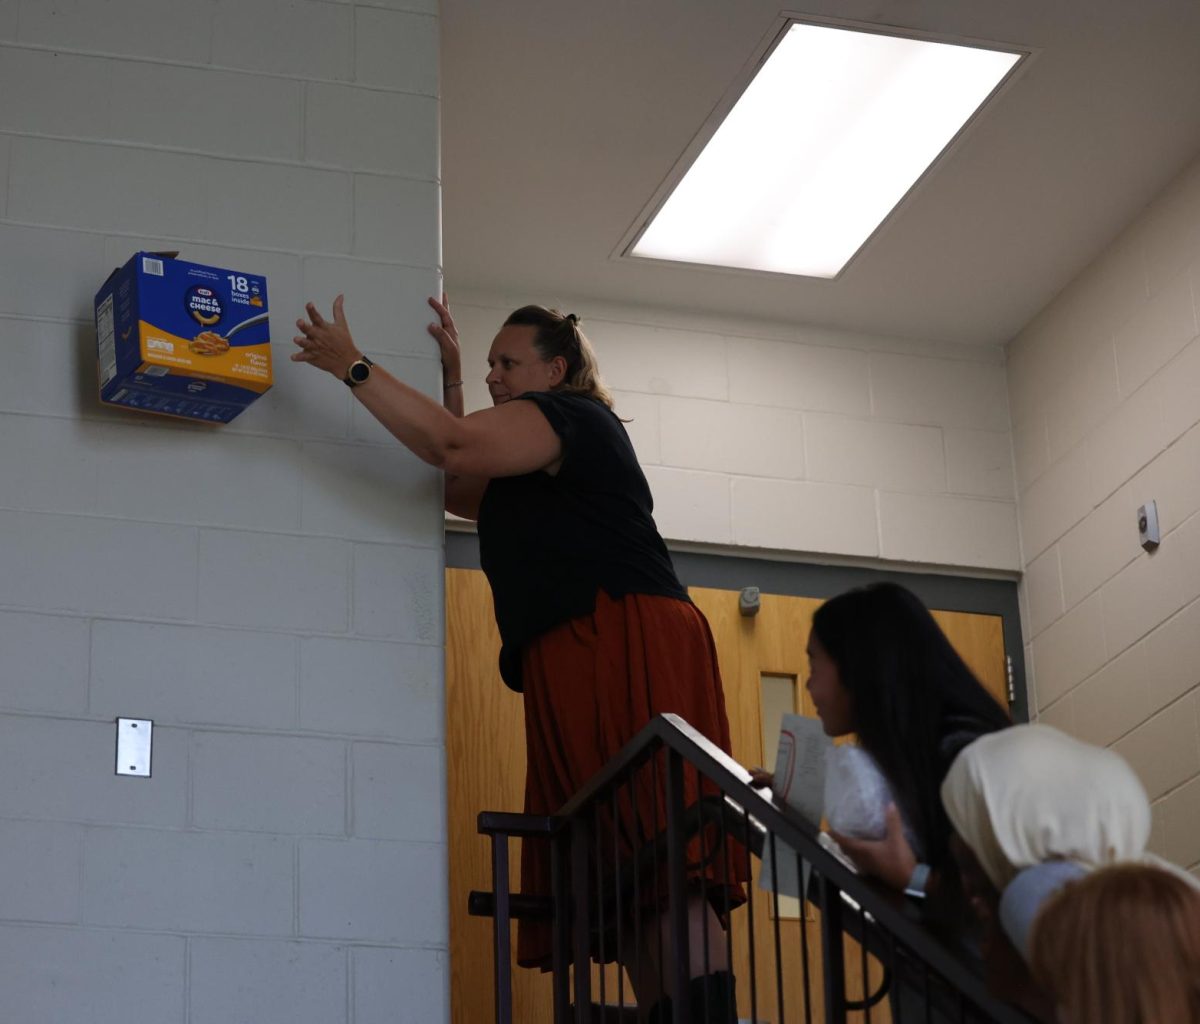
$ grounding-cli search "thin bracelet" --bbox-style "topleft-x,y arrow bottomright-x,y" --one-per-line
443,380 -> 463,389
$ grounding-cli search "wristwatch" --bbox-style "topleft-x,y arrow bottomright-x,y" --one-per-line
905,862 -> 931,899
343,355 -> 374,388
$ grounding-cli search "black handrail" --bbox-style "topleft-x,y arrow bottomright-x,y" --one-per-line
475,713 -> 1037,1024
555,713 -> 1033,1021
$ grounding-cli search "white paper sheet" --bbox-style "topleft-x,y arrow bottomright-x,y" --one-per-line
757,714 -> 831,900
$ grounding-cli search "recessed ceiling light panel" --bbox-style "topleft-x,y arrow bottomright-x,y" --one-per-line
629,21 -> 1023,279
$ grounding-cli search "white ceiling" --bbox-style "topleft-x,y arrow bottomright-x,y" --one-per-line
439,1 -> 1200,348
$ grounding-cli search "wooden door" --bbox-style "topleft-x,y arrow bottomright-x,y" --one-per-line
690,588 -> 1008,1023
446,571 -> 1009,1024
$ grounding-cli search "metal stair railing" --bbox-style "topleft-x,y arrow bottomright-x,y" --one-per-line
471,713 -> 1036,1024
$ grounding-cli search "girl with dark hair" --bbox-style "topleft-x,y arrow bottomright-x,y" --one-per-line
802,582 -> 1010,894
293,294 -> 745,1022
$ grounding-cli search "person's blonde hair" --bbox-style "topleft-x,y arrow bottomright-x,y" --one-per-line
1029,863 -> 1200,1024
503,305 -> 615,409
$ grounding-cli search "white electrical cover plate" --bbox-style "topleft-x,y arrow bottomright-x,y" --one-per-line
116,718 -> 152,777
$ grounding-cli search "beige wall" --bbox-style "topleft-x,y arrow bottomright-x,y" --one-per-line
1009,154 -> 1200,875
450,291 -> 1020,574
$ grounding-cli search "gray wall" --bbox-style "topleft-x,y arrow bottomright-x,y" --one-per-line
0,3 -> 448,1021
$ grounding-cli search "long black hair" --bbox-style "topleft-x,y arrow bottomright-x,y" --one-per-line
810,582 -> 1010,868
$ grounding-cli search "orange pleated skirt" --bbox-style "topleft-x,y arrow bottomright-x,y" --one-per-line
517,589 -> 748,969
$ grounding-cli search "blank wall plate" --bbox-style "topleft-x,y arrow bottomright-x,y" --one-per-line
116,718 -> 152,777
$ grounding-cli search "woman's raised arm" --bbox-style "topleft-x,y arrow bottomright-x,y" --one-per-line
427,294 -> 489,519
293,295 -> 562,479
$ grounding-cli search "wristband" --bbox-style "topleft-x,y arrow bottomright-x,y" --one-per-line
443,380 -> 463,389
905,863 -> 931,899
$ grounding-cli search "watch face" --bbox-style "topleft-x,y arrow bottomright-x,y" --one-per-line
349,360 -> 371,384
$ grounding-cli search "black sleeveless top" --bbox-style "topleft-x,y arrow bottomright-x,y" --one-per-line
477,391 -> 689,691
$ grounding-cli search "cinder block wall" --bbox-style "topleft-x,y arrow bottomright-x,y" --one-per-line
450,292 -> 1020,573
0,4 -> 448,1021
1009,153 -> 1200,879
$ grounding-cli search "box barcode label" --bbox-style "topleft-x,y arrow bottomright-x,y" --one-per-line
97,294 -> 117,387
142,365 -> 169,377
141,256 -> 164,277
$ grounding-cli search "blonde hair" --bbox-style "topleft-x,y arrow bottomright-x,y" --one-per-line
1029,864 -> 1200,1024
502,305 -> 615,409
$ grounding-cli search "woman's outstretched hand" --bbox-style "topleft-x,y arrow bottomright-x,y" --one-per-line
828,803 -> 917,891
293,295 -> 361,379
427,293 -> 461,381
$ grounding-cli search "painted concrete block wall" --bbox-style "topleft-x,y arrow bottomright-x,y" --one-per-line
1008,153 -> 1200,877
448,291 -> 1020,573
0,4 -> 447,1022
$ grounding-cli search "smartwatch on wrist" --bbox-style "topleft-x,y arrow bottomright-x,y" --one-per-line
905,863 -> 931,899
343,355 -> 374,388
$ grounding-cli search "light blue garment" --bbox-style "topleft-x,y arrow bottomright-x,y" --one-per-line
999,860 -> 1088,963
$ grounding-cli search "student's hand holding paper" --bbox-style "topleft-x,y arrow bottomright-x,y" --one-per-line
748,767 -> 774,789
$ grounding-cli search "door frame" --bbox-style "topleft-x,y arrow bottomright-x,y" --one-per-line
445,530 -> 1029,723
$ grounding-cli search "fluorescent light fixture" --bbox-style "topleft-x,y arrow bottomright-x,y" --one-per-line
630,22 -> 1022,279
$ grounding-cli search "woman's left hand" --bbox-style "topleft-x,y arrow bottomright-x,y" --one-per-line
828,803 -> 917,891
293,295 -> 362,379
427,293 -> 461,380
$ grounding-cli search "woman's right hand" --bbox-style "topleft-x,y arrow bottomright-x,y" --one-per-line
427,293 -> 461,382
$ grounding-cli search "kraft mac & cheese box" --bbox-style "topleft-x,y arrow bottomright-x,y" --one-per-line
94,252 -> 272,423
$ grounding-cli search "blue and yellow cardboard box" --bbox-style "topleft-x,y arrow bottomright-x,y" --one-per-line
94,252 -> 272,423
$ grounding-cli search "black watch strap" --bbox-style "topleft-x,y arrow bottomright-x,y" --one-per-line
343,355 -> 374,388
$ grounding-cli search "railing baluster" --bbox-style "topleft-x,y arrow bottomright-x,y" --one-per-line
719,793 -> 733,1019
860,902 -> 871,1024
819,874 -> 847,1024
613,783 -> 625,1019
552,828 -> 571,1023
490,832 -> 513,1024
795,848 -> 812,1024
888,933 -> 902,1024
742,806 -> 758,1024
594,801 -> 607,1016
572,816 -> 592,1023
768,832 -> 785,1024
664,750 -> 691,1024
697,767 -> 712,1024
652,754 -> 664,1011
631,770 -> 644,1019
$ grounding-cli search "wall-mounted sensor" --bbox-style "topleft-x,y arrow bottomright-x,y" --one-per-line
1137,501 -> 1160,552
739,586 -> 761,617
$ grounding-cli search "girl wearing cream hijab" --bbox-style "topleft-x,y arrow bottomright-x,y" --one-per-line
940,723 -> 1162,891
940,723 -> 1198,1022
